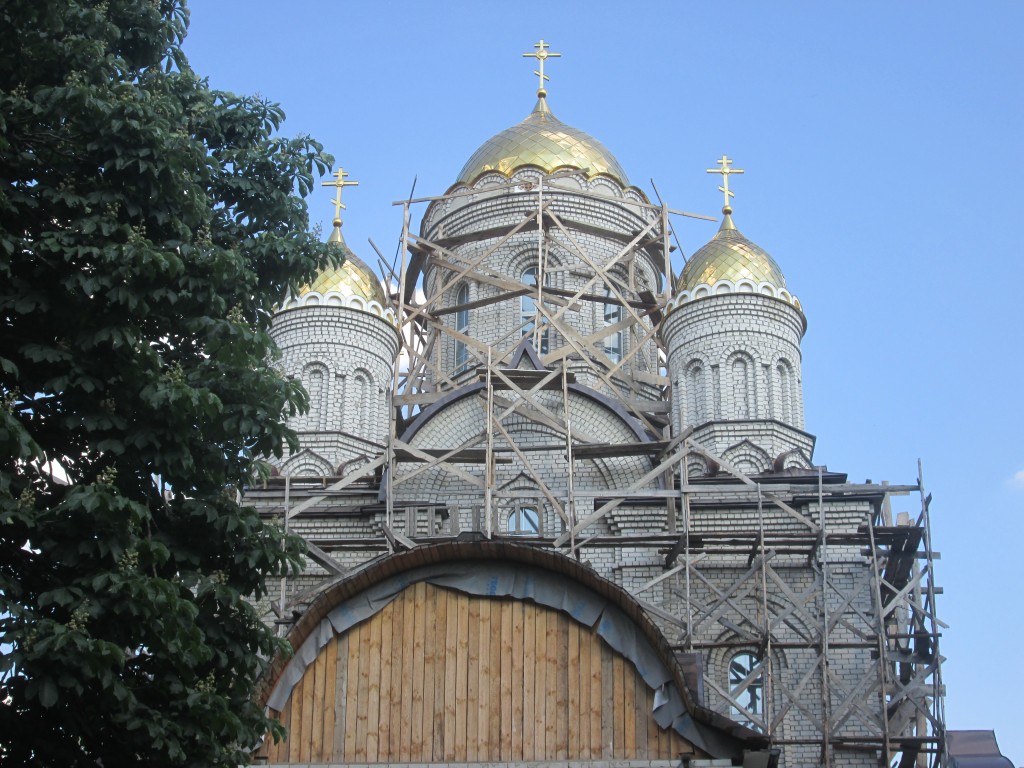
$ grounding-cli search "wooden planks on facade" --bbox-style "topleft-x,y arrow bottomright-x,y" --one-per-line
260,583 -> 696,764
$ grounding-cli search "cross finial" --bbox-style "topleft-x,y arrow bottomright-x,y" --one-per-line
706,154 -> 745,213
522,39 -> 562,97
321,167 -> 359,223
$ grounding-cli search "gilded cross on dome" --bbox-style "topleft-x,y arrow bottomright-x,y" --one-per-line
321,167 -> 359,222
522,39 -> 562,97
706,154 -> 745,212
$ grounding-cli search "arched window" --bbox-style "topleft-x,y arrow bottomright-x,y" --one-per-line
685,361 -> 706,425
731,354 -> 753,419
520,267 -> 548,354
775,360 -> 794,424
303,363 -> 327,431
352,370 -> 372,437
603,286 -> 623,364
729,651 -> 764,731
506,504 -> 540,536
455,283 -> 469,372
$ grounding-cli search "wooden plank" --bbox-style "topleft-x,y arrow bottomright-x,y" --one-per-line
432,585 -> 448,761
589,629 -> 602,759
645,679 -> 659,759
389,594 -> 405,760
623,656 -> 637,758
601,643 -> 614,758
355,618 -> 371,761
477,598 -> 492,760
366,603 -> 383,762
521,602 -> 535,760
510,600 -> 524,761
377,601 -> 393,760
299,657 -> 315,763
421,584 -> 437,761
311,634 -> 328,761
333,632 -> 348,760
322,635 -> 337,761
411,582 -> 426,760
555,613 -> 569,760
489,598 -> 502,760
400,585 -> 417,762
499,601 -> 513,760
534,605 -> 548,759
544,609 -> 558,758
612,653 -> 625,759
287,669 -> 302,762
577,621 -> 591,760
466,596 -> 480,761
274,699 -> 290,763
344,624 -> 359,760
454,592 -> 470,762
443,589 -> 458,761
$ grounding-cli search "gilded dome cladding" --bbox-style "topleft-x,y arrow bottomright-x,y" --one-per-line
298,232 -> 387,307
456,97 -> 629,186
677,213 -> 787,292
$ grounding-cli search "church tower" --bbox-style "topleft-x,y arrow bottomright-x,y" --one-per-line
270,169 -> 399,477
662,157 -> 814,476
415,40 -> 664,404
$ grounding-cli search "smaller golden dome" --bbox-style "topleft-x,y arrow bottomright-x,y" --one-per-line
298,222 -> 387,307
456,96 -> 629,186
677,210 -> 787,292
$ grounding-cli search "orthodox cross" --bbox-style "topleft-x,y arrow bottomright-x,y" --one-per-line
322,167 -> 359,221
522,39 -> 562,96
706,155 -> 745,211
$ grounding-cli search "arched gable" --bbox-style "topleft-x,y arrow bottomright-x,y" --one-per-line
256,543 -> 757,765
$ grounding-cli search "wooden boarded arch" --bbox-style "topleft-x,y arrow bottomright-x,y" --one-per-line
259,582 -> 702,764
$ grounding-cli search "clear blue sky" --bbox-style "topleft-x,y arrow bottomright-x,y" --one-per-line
184,1 -> 1024,761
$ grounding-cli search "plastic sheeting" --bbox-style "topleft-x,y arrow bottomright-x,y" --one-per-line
266,560 -> 737,757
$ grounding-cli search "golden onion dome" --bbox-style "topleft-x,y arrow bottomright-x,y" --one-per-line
456,95 -> 629,186
296,222 -> 387,307
677,209 -> 787,292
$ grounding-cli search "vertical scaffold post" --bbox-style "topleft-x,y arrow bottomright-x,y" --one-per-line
681,440 -> 693,651
817,466 -> 833,768
867,507 -> 893,766
918,459 -> 946,768
386,199 -> 412,551
484,347 -> 494,537
280,473 -> 290,636
756,484 -> 774,737
562,363 -> 577,556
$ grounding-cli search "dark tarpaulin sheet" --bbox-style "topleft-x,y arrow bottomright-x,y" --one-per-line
266,560 -> 736,757
947,731 -> 1015,768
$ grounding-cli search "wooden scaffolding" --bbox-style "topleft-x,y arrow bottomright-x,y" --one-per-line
264,180 -> 946,767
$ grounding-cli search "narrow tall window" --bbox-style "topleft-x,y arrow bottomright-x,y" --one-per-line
520,267 -> 548,354
686,361 -> 705,425
455,283 -> 469,371
301,364 -> 325,430
729,651 -> 764,731
732,356 -> 750,419
352,370 -> 371,437
603,286 -> 623,364
776,361 -> 793,424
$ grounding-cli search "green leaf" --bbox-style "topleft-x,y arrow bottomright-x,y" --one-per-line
39,679 -> 58,708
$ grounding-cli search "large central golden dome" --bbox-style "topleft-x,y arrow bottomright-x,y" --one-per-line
456,96 -> 629,186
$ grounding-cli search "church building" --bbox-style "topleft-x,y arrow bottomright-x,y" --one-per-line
246,42 -> 945,768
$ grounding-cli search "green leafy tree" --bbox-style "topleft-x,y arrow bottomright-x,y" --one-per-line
0,1 -> 336,764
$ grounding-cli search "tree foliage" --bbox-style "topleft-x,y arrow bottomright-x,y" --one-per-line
0,1 -> 335,763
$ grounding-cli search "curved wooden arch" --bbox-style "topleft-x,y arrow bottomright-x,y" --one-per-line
256,542 -> 752,765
